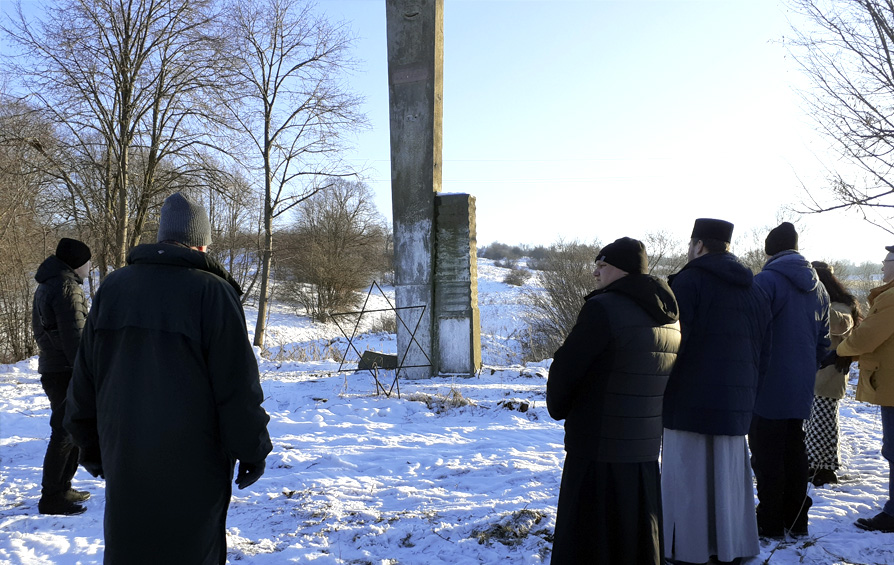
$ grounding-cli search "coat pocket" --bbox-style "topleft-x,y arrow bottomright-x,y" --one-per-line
860,358 -> 881,391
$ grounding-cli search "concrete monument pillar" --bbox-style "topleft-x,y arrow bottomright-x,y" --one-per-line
386,0 -> 480,378
386,0 -> 442,379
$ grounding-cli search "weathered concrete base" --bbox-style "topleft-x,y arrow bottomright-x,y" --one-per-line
395,283 -> 434,380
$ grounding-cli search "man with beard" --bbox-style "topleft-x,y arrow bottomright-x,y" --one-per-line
662,218 -> 772,564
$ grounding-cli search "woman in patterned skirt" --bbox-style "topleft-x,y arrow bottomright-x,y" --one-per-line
805,262 -> 863,487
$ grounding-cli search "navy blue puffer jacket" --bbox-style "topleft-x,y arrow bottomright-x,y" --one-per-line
663,252 -> 772,436
753,251 -> 830,420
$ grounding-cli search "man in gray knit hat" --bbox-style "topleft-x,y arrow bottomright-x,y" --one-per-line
65,192 -> 271,564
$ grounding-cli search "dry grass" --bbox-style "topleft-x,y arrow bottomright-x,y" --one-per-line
404,387 -> 475,413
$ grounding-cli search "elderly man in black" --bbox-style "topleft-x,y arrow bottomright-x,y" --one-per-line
548,237 -> 681,565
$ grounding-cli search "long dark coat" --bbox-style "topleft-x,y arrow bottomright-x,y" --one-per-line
65,244 -> 272,565
547,274 -> 681,564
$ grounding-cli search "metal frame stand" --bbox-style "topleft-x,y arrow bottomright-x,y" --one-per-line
330,281 -> 432,398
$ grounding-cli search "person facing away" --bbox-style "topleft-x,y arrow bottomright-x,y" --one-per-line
836,245 -> 894,533
661,218 -> 772,565
32,237 -> 93,516
547,237 -> 681,565
64,192 -> 272,565
749,222 -> 830,539
804,261 -> 861,489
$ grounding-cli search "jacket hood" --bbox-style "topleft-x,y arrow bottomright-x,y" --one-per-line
586,273 -> 679,325
762,250 -> 820,293
127,243 -> 243,296
35,255 -> 82,284
672,251 -> 753,288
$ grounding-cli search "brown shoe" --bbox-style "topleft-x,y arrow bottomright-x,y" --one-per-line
855,512 -> 894,533
64,489 -> 90,503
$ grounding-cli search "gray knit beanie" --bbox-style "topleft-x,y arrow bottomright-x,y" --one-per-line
157,192 -> 212,247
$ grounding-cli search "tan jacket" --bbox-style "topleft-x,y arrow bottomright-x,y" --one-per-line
838,279 -> 894,406
814,302 -> 855,399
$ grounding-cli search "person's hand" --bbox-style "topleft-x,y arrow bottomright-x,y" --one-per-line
835,354 -> 853,374
234,459 -> 265,490
819,350 -> 838,369
81,460 -> 104,479
80,444 -> 104,478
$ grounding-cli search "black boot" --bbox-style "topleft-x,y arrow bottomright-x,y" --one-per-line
855,512 -> 894,533
788,496 -> 812,537
38,496 -> 86,516
811,468 -> 838,487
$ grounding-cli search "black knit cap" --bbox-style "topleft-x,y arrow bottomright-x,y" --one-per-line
595,237 -> 648,275
691,218 -> 734,243
55,237 -> 91,269
157,192 -> 212,247
765,222 -> 798,256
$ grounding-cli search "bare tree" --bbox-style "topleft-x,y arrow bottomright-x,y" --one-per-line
276,180 -> 387,321
3,0 -> 227,273
787,0 -> 894,234
846,259 -> 883,311
644,230 -> 688,279
201,166 -> 264,302
219,0 -> 367,347
523,239 -> 601,361
0,93 -> 55,362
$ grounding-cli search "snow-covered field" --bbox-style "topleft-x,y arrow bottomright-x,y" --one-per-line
1,260 -> 892,564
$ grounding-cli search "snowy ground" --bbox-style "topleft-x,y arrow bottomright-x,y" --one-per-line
0,260 -> 891,564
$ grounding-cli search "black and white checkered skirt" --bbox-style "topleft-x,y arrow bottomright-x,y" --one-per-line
804,395 -> 841,471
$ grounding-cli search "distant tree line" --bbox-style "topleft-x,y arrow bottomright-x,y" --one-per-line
481,232 -> 880,363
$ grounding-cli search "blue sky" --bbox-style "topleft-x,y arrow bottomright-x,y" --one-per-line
319,0 -> 890,264
3,0 -> 889,264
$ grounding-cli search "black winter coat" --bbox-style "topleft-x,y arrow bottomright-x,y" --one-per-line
547,274 -> 681,462
663,252 -> 772,436
32,255 -> 89,373
65,243 -> 272,565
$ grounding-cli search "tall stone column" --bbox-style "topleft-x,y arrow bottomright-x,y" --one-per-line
386,0 -> 443,379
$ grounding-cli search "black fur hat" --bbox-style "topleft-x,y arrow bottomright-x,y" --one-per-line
691,218 -> 734,243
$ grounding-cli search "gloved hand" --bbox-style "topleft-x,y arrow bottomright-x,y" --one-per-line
835,354 -> 854,374
234,459 -> 265,490
82,461 -> 104,479
80,444 -> 104,478
819,350 -> 839,369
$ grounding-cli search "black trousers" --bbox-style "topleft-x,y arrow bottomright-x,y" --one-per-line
40,371 -> 80,499
748,415 -> 810,533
